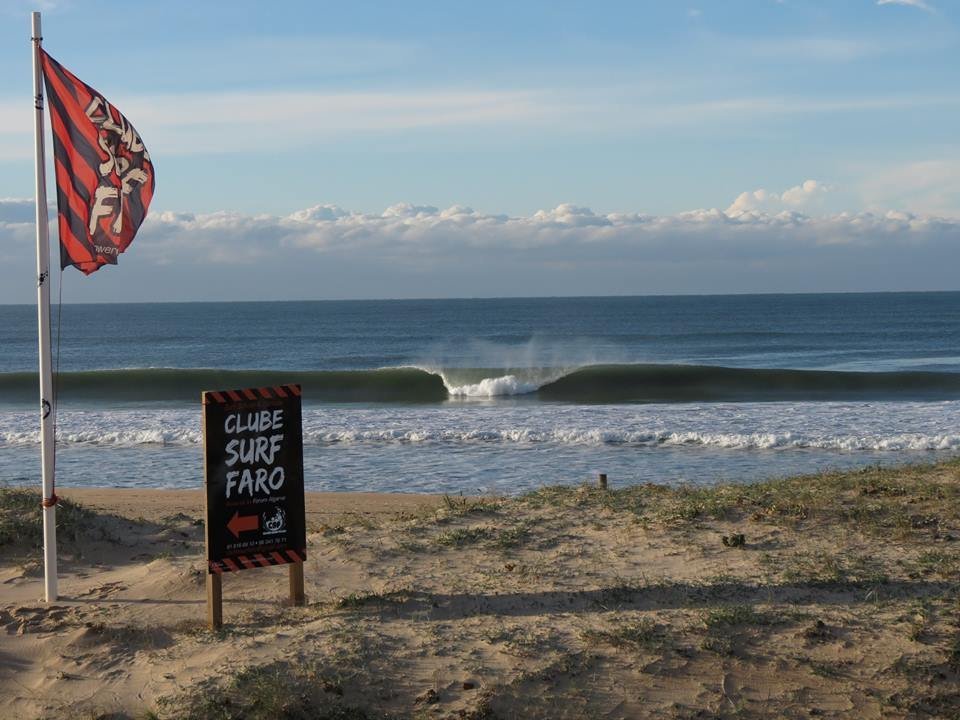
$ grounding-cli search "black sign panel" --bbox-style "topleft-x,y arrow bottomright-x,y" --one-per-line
202,385 -> 306,574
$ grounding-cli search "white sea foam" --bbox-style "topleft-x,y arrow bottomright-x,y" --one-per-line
2,401 -> 960,452
3,428 -> 958,451
429,364 -> 573,398
304,428 -> 960,450
443,374 -> 542,398
3,400 -> 960,493
0,427 -> 201,447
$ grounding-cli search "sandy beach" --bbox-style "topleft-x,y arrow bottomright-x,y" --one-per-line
2,462 -> 960,719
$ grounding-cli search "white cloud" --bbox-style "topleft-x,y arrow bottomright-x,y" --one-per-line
0,197 -> 39,224
128,89 -> 555,158
737,36 -> 877,62
877,0 -> 934,11
133,198 -> 959,270
0,89 -> 555,160
4,196 -> 960,301
859,160 -> 960,216
697,27 -> 947,63
1,86 -> 957,162
0,0 -> 64,16
0,200 -> 40,257
121,90 -> 546,133
781,180 -> 828,206
726,180 -> 829,215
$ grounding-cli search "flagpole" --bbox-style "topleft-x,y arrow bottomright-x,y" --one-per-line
31,10 -> 58,603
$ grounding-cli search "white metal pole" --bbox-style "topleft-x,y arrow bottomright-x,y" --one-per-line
31,10 -> 58,603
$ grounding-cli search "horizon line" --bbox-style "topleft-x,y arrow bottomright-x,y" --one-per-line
2,288 -> 960,307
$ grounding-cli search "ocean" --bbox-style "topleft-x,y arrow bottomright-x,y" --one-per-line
2,293 -> 960,494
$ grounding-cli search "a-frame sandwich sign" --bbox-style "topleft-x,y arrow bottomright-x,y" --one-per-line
202,384 -> 306,628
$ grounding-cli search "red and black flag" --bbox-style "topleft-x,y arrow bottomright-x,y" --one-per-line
40,50 -> 154,275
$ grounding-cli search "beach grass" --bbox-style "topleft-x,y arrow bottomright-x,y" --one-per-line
154,659 -> 382,720
0,487 -> 103,550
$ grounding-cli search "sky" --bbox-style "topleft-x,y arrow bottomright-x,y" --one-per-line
0,0 -> 959,302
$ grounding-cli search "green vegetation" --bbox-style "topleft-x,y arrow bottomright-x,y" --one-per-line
434,526 -> 493,547
17,460 -> 960,719
334,589 -> 413,610
702,604 -> 776,629
697,604 -> 785,657
154,660 -> 386,720
771,550 -> 889,586
518,459 -> 960,536
493,522 -> 531,550
482,624 -> 556,658
582,617 -> 664,649
0,487 -> 101,551
915,549 -> 959,577
440,494 -> 501,518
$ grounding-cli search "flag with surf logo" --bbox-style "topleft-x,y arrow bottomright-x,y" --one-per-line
39,49 -> 155,275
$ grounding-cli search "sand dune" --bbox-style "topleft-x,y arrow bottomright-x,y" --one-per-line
2,462 -> 960,719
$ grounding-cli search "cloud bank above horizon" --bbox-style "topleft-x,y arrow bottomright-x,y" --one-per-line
876,0 -> 935,12
2,181 -> 960,303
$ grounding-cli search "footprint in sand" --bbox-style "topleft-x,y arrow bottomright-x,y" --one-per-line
77,581 -> 127,600
6,605 -> 72,634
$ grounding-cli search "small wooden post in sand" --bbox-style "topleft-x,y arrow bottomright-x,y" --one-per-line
207,574 -> 223,630
598,473 -> 608,490
289,562 -> 305,606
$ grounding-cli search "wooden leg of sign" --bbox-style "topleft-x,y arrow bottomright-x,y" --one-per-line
207,573 -> 223,630
289,561 -> 305,606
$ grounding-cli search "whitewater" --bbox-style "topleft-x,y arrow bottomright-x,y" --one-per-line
2,399 -> 959,493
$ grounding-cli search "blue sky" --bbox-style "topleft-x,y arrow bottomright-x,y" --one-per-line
0,0 -> 959,301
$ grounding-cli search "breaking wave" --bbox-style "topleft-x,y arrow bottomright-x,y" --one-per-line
3,363 -> 960,405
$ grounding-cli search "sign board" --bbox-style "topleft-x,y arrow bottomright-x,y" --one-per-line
202,384 -> 306,576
